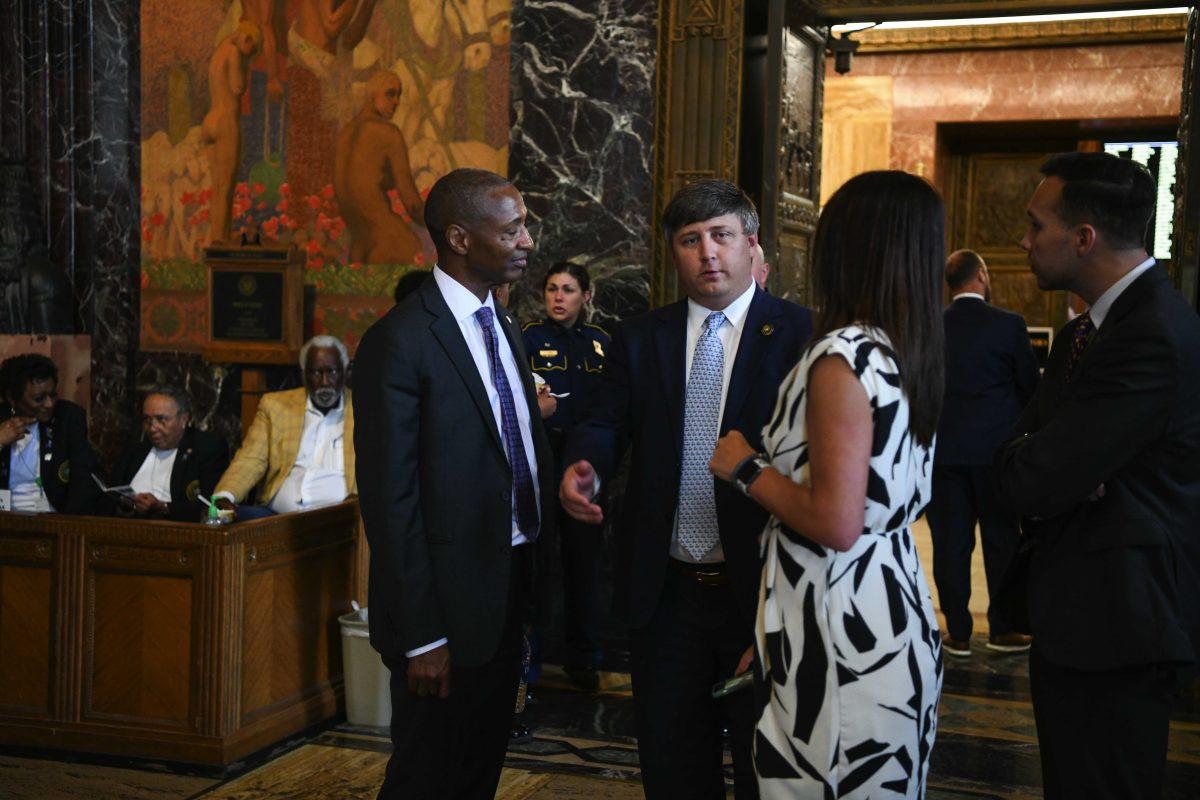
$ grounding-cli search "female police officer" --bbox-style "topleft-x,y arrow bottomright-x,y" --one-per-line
522,262 -> 609,690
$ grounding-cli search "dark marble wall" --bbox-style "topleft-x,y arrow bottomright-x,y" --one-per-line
508,0 -> 659,328
0,0 -> 141,462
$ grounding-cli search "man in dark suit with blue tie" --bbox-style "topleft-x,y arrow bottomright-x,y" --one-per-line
354,168 -> 556,799
560,180 -> 812,799
927,250 -> 1039,658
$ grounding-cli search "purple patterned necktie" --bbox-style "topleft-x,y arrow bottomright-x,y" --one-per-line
474,306 -> 539,539
1064,314 -> 1095,381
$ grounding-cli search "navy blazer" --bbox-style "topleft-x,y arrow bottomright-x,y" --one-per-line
936,297 -> 1040,466
996,266 -> 1200,670
563,287 -> 812,630
105,427 -> 230,523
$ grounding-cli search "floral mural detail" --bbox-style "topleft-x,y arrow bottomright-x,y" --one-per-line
141,0 -> 510,353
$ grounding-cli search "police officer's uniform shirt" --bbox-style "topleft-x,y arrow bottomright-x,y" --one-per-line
523,317 -> 609,432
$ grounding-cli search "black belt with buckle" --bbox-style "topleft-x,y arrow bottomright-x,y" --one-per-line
669,557 -> 730,587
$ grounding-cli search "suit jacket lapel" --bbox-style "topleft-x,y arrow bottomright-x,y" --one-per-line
1064,266 -> 1164,398
722,288 -> 774,433
653,300 -> 688,456
277,390 -> 305,479
171,428 -> 195,501
422,281 -> 505,453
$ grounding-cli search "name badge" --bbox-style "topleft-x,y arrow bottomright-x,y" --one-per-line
539,349 -> 558,357
0,489 -> 10,511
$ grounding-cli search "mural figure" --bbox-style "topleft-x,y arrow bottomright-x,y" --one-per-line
291,0 -> 379,83
202,20 -> 262,246
242,0 -> 290,101
334,71 -> 425,264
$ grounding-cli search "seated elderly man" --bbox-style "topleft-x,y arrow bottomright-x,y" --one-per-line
0,353 -> 100,514
105,384 -> 229,522
214,335 -> 356,519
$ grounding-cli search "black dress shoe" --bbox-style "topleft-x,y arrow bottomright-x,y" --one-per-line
564,666 -> 600,691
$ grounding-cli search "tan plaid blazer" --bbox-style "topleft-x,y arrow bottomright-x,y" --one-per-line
214,387 -> 356,505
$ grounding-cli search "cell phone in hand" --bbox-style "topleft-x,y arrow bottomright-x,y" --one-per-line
711,671 -> 754,699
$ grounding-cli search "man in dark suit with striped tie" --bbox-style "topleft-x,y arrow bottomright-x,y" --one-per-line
997,152 -> 1200,799
354,168 -> 556,799
560,180 -> 812,799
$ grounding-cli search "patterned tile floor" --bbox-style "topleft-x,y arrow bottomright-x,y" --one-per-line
3,521 -> 1199,798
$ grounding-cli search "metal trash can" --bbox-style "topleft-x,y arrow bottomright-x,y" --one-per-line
338,605 -> 392,727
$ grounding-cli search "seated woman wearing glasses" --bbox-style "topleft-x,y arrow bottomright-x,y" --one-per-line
105,384 -> 229,522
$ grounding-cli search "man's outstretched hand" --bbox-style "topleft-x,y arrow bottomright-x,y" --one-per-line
560,460 -> 603,525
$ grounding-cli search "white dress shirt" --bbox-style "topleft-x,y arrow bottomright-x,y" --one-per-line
268,395 -> 349,513
1087,257 -> 1156,329
672,279 -> 757,563
9,424 -> 52,512
408,268 -> 543,658
130,447 -> 178,502
952,292 -> 986,303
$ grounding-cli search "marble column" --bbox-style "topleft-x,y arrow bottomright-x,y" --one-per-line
0,0 -> 141,462
508,0 -> 658,327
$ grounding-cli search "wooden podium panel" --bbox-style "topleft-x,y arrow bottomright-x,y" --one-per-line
0,502 -> 360,766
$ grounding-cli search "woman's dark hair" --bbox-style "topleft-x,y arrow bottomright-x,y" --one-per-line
812,170 -> 945,447
0,353 -> 58,406
543,261 -> 591,293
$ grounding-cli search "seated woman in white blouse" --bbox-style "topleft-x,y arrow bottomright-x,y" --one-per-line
104,384 -> 229,523
0,353 -> 100,514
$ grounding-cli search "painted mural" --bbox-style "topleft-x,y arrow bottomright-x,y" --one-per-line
140,0 -> 511,351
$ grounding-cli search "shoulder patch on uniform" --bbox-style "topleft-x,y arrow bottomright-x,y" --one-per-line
57,459 -> 70,484
186,480 -> 201,502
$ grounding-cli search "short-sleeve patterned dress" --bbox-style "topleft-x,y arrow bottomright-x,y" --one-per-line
752,325 -> 943,799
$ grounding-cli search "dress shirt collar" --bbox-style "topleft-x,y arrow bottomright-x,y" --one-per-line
305,393 -> 344,420
1088,257 -> 1155,329
433,264 -> 496,325
686,279 -> 756,333
952,292 -> 986,302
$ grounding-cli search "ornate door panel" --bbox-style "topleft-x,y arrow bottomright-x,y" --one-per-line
946,152 -> 1063,327
1173,8 -> 1198,309
758,1 -> 824,304
652,0 -> 747,305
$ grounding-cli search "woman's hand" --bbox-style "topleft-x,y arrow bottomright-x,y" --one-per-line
734,645 -> 754,677
709,430 -> 755,482
0,416 -> 33,448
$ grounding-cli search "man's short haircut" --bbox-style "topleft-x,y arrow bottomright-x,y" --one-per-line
945,249 -> 986,291
1039,152 -> 1156,250
662,179 -> 759,242
141,383 -> 194,421
423,168 -> 513,250
300,335 -> 349,373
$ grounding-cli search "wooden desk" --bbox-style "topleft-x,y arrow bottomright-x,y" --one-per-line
0,501 -> 361,766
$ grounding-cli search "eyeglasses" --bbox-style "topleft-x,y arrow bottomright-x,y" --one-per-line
142,413 -> 180,425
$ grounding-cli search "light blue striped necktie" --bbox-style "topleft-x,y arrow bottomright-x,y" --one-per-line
678,311 -> 726,560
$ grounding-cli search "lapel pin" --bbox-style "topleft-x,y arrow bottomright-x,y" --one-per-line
761,323 -> 775,336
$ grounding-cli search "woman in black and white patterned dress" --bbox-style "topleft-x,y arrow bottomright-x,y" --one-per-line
710,171 -> 947,799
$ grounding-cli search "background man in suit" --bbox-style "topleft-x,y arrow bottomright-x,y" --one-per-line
105,384 -> 229,522
997,152 -> 1200,798
928,250 -> 1039,658
354,168 -> 556,799
559,180 -> 812,799
214,335 -> 355,518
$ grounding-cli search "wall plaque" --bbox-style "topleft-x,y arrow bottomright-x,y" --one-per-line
211,271 -> 284,342
203,246 -> 303,365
